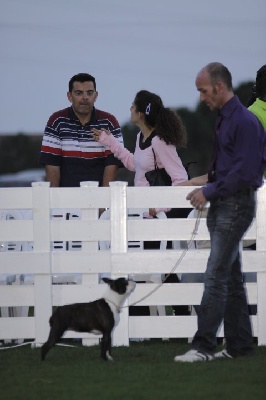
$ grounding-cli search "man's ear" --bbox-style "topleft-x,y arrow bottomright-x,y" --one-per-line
216,81 -> 224,93
67,91 -> 72,103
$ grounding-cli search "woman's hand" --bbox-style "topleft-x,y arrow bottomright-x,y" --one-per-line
178,174 -> 208,186
92,127 -> 111,142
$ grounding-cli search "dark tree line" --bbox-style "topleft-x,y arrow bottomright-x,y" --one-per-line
0,134 -> 42,174
0,81 -> 254,178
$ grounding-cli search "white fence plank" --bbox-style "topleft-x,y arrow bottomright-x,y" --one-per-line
0,182 -> 265,346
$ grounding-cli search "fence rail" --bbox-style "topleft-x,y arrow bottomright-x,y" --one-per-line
0,181 -> 265,347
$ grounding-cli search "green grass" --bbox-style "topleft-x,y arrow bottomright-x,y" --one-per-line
0,340 -> 265,400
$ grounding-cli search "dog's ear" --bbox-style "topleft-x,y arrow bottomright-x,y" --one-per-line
102,277 -> 111,285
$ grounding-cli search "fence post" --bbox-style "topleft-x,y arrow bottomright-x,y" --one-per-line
32,182 -> 52,346
80,181 -> 100,347
256,183 -> 266,345
109,181 -> 129,346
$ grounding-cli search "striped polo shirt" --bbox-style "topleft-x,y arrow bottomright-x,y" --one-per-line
39,106 -> 124,187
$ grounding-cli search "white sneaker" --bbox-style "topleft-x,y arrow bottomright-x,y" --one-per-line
174,349 -> 214,363
214,349 -> 233,359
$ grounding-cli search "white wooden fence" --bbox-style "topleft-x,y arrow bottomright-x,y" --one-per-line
0,181 -> 265,347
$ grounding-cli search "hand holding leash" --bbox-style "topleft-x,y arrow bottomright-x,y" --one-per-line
187,188 -> 207,211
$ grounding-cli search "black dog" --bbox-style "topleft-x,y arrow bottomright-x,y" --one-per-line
41,277 -> 136,361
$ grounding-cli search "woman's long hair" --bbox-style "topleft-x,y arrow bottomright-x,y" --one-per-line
134,90 -> 187,148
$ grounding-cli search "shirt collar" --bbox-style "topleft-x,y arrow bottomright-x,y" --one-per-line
139,129 -> 157,150
219,95 -> 240,119
68,106 -> 98,124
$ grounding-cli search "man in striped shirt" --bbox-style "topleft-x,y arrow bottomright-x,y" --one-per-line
39,73 -> 123,187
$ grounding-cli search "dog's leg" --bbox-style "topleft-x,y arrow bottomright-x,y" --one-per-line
101,331 -> 113,361
41,325 -> 65,361
41,340 -> 53,361
106,333 -> 113,361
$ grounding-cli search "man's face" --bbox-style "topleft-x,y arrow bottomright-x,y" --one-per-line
195,69 -> 222,110
67,81 -> 98,117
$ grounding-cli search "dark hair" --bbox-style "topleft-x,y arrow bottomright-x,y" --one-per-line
205,62 -> 233,91
247,64 -> 266,107
69,73 -> 96,92
133,90 -> 187,148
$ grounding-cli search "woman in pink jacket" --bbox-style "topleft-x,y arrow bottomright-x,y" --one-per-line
93,90 -> 190,316
92,90 -> 188,216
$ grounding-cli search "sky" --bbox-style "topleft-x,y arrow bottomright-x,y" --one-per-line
0,0 -> 265,134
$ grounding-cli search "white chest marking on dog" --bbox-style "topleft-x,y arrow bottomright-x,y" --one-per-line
105,300 -> 120,326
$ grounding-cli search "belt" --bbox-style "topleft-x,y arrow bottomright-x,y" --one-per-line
216,187 -> 256,201
236,187 -> 256,195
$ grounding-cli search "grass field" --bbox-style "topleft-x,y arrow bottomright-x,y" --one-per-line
0,339 -> 265,400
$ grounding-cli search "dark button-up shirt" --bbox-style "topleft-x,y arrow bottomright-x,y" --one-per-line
203,95 -> 266,200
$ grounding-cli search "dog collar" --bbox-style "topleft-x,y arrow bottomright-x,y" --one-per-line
105,299 -> 121,313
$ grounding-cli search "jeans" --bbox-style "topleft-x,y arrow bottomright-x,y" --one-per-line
192,190 -> 256,357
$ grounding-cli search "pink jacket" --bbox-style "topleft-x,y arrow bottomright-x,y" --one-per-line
98,131 -> 188,214
99,131 -> 188,186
